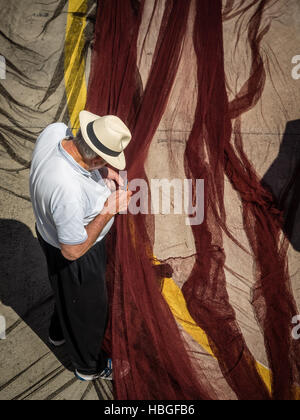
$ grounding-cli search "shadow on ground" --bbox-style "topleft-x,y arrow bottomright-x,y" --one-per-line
0,219 -> 73,372
262,119 -> 300,252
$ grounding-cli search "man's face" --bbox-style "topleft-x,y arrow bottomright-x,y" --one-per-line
88,155 -> 107,171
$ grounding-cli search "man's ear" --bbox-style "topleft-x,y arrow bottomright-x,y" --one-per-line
99,166 -> 108,178
97,156 -> 106,164
91,156 -> 104,165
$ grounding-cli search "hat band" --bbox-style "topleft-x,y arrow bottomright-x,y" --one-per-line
87,122 -> 122,158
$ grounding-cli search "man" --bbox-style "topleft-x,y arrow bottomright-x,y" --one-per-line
29,111 -> 133,381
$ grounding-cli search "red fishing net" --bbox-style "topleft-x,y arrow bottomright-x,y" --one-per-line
86,0 -> 300,400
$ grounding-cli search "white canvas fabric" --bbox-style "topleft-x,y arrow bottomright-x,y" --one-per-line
29,123 -> 114,249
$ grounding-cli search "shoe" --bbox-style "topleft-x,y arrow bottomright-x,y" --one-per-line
75,370 -> 102,381
75,359 -> 113,382
48,336 -> 66,347
100,359 -> 129,380
99,358 -> 113,381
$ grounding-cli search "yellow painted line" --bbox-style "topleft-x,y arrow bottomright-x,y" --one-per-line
161,277 -> 212,353
160,276 -> 275,394
64,0 -> 88,135
161,273 -> 300,399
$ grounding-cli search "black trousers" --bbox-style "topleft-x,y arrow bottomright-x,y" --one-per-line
36,228 -> 108,374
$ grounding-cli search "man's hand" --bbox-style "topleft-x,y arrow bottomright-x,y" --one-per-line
99,166 -> 125,189
102,190 -> 132,215
104,178 -> 117,192
60,183 -> 132,262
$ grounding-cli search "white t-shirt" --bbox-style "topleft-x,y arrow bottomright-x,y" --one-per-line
30,123 -> 115,249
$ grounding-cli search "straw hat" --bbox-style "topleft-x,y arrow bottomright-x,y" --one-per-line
79,111 -> 132,170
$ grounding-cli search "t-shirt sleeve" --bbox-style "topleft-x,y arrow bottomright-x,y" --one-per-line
52,200 -> 88,246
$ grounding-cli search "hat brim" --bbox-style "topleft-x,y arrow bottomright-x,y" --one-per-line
79,110 -> 126,171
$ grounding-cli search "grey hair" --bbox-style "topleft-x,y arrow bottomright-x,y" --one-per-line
73,129 -> 98,160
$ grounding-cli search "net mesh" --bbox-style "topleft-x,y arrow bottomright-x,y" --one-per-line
86,0 -> 300,400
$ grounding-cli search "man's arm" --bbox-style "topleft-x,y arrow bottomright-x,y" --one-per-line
60,211 -> 113,261
60,189 -> 132,261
